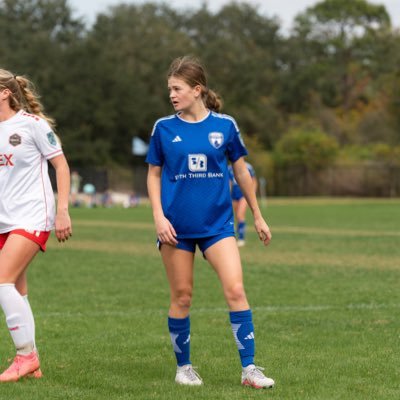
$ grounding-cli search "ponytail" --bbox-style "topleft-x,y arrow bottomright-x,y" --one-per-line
0,69 -> 55,129
15,76 -> 56,129
203,88 -> 223,113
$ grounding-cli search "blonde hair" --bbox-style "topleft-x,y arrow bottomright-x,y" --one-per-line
167,56 -> 223,113
0,68 -> 55,129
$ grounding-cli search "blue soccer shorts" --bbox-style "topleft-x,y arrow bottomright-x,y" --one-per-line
157,231 -> 235,255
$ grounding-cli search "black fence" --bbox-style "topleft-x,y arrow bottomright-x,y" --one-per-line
49,164 -> 149,196
273,164 -> 400,197
49,166 -> 109,193
49,162 -> 400,198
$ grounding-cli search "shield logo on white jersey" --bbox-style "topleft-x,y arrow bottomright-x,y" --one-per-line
208,132 -> 224,149
9,133 -> 22,147
188,154 -> 207,172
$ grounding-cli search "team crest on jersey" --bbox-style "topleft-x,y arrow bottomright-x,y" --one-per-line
188,154 -> 207,172
9,133 -> 22,147
208,132 -> 224,149
47,131 -> 57,146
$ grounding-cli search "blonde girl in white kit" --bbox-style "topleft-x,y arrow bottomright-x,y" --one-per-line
0,68 -> 72,382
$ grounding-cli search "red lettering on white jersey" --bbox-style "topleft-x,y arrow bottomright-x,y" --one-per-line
21,111 -> 40,121
0,110 -> 62,233
0,154 -> 14,166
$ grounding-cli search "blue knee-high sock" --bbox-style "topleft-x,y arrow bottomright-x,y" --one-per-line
230,309 -> 255,367
237,221 -> 246,240
168,316 -> 191,367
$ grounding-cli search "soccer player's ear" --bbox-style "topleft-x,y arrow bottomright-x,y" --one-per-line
0,88 -> 11,99
194,85 -> 202,98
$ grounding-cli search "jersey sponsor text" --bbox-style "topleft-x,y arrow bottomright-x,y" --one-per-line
0,154 -> 14,166
175,172 -> 224,180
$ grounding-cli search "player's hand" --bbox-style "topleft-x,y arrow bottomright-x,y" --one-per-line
254,216 -> 271,246
55,210 -> 72,242
156,216 -> 178,246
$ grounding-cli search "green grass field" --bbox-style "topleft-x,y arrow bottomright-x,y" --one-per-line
1,198 -> 399,399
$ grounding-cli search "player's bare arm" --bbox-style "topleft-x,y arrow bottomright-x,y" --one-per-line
147,164 -> 178,246
233,157 -> 271,246
50,154 -> 72,242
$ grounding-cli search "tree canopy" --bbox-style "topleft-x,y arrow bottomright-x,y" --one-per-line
1,0 -> 399,167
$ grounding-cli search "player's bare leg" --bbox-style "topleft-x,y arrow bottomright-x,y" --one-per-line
205,237 -> 274,388
161,245 -> 202,385
0,235 -> 41,382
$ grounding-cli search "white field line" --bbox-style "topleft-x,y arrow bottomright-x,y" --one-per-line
36,302 -> 400,318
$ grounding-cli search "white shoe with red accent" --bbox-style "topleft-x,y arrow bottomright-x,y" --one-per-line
175,365 -> 203,386
241,365 -> 274,389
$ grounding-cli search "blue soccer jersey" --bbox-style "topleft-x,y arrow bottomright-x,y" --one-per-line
146,111 -> 248,238
228,162 -> 256,201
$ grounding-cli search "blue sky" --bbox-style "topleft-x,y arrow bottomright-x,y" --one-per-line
68,0 -> 400,31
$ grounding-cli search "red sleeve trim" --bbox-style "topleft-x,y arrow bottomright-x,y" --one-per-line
45,149 -> 63,160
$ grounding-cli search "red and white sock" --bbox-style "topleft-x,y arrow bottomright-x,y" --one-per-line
0,284 -> 34,354
22,294 -> 36,351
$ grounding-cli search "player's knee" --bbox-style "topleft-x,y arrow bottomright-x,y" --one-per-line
225,282 -> 246,304
173,288 -> 193,309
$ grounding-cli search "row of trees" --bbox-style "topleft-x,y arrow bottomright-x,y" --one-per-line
1,0 -> 399,182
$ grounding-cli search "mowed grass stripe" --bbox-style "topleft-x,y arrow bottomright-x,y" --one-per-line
74,220 -> 154,230
50,239 -> 156,254
34,302 -> 400,319
273,226 -> 400,237
49,238 -> 399,270
72,219 -> 400,237
266,197 -> 400,205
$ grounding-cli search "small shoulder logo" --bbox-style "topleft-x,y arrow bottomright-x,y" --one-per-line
209,132 -> 224,149
172,135 -> 182,142
9,133 -> 22,147
47,131 -> 57,146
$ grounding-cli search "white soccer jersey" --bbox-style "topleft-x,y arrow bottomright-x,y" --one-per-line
0,110 -> 63,233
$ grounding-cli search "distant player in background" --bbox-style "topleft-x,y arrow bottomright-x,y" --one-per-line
0,69 -> 72,381
228,162 -> 257,247
70,170 -> 82,206
146,56 -> 274,389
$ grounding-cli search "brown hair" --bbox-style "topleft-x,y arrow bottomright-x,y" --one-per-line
167,56 -> 223,113
0,68 -> 55,129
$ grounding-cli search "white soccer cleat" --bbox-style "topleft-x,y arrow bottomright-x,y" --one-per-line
241,365 -> 274,389
175,364 -> 203,386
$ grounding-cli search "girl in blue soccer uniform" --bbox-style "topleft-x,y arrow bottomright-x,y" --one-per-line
146,56 -> 274,389
228,162 -> 258,247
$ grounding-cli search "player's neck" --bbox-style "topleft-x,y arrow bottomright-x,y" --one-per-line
179,103 -> 209,122
0,106 -> 17,122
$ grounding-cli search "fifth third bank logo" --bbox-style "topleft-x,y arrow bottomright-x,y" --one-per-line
188,154 -> 207,172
